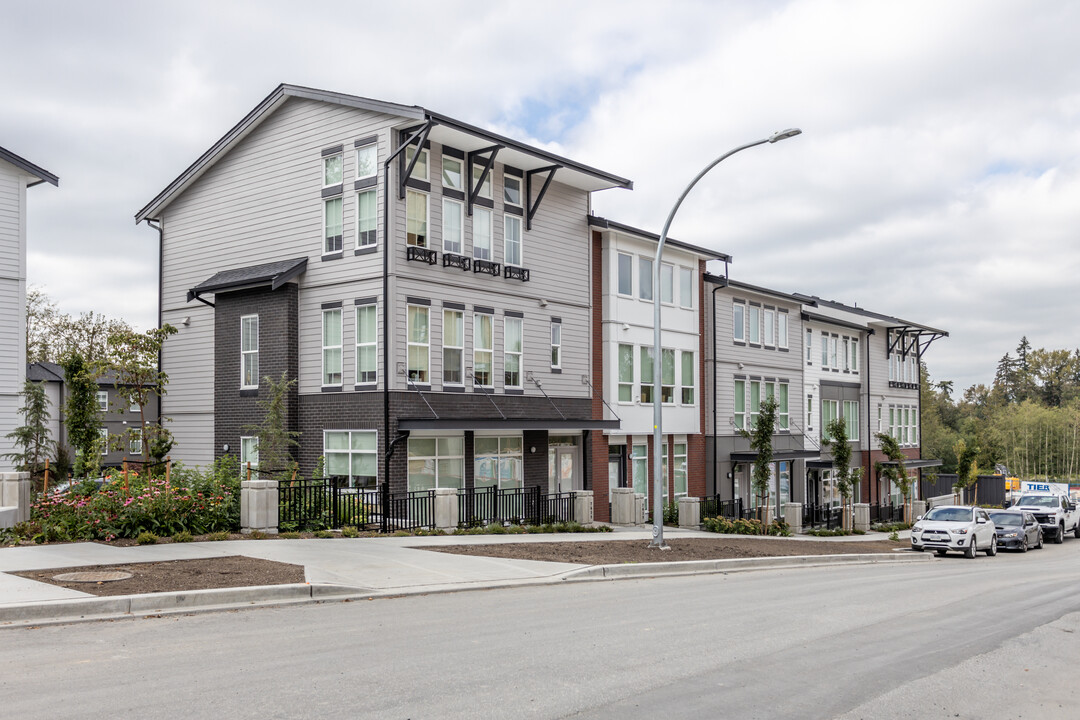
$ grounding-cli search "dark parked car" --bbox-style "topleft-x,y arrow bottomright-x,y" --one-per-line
988,510 -> 1043,552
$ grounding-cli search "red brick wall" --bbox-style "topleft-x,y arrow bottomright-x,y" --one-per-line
591,230 -> 610,520
690,258 -> 708,498
863,446 -> 922,503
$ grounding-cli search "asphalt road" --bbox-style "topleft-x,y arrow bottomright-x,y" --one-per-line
3,543 -> 1079,719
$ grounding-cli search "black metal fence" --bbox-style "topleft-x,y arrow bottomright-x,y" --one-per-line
802,503 -> 843,529
869,502 -> 904,524
922,474 -> 1007,507
700,496 -> 749,520
458,485 -> 575,527
278,477 -> 435,532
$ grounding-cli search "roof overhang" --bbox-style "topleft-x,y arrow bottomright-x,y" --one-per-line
731,449 -> 821,462
0,145 -> 58,187
801,310 -> 871,334
398,417 -> 620,432
137,83 -> 631,223
881,458 -> 944,469
187,257 -> 308,305
588,216 -> 728,260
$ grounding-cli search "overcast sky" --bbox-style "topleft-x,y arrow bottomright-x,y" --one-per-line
3,0 -> 1077,392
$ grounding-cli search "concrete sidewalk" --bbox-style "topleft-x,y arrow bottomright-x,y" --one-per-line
0,527 -> 922,628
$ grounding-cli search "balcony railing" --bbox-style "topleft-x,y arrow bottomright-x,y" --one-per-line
442,252 -> 471,271
504,265 -> 530,282
473,258 -> 501,277
407,246 -> 438,265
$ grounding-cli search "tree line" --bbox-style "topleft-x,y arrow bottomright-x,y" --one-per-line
921,336 -> 1080,480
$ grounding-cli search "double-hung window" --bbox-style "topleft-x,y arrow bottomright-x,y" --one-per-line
240,436 -> 258,476
503,175 -> 522,207
504,317 -> 523,389
618,344 -> 634,402
844,400 -> 860,440
443,309 -> 464,386
407,305 -> 430,383
324,153 -> 343,187
504,214 -> 522,267
473,207 -> 492,260
660,263 -> 674,304
442,157 -> 463,191
778,312 -> 789,349
748,306 -> 761,344
355,143 -> 377,181
851,339 -> 860,373
406,190 -> 428,247
639,347 -> 654,403
806,329 -> 813,362
842,337 -> 850,371
356,190 -> 377,248
473,313 -> 493,386
806,395 -> 813,431
734,379 -> 746,429
442,198 -> 463,254
777,382 -> 789,429
764,308 -> 775,346
733,303 -> 745,342
673,443 -> 688,497
617,253 -> 633,296
550,321 -> 561,370
829,335 -> 838,369
408,436 -> 464,491
679,267 -> 693,308
822,399 -> 839,435
324,196 -> 343,253
129,436 -> 143,455
639,257 -> 653,301
240,314 -> 258,389
96,390 -> 108,411
355,303 -> 377,384
406,146 -> 429,181
322,308 -> 342,386
749,380 -> 761,427
680,351 -> 694,404
661,349 -> 675,403
325,430 -> 377,488
821,333 -> 829,366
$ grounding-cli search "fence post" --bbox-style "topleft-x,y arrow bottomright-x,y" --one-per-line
241,477 -> 279,535
0,472 -> 32,527
853,503 -> 870,532
783,502 -> 802,534
678,496 -> 700,528
573,490 -> 594,525
911,499 -> 926,520
380,480 -> 390,534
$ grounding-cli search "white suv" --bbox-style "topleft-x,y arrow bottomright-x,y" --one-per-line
911,505 -> 998,558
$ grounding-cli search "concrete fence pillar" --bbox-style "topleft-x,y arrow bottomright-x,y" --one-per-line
635,493 -> 648,525
1,472 -> 32,527
911,499 -> 927,521
241,479 -> 279,535
678,497 -> 700,528
433,487 -> 459,531
783,502 -> 803,534
573,490 -> 594,525
853,503 -> 870,533
610,487 -> 636,525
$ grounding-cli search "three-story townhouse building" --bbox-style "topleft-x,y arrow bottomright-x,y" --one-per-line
587,217 -> 721,521
0,146 -> 57,471
136,84 -> 632,494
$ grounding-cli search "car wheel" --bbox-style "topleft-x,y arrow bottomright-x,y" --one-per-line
1036,530 -> 1044,549
913,546 -> 924,552
966,538 -> 978,559
1074,522 -> 1080,539
986,534 -> 997,556
936,549 -> 947,557
1056,524 -> 1065,544
1021,536 -> 1028,553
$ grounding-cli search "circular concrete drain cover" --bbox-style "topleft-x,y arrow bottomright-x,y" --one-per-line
52,570 -> 133,583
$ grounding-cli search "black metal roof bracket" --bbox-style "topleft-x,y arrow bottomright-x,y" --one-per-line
919,331 -> 946,356
402,372 -> 439,418
397,120 -> 436,200
886,326 -> 912,358
526,372 -> 566,420
525,165 -> 560,231
579,374 -> 620,423
185,290 -> 216,309
468,371 -> 507,419
466,145 -> 502,216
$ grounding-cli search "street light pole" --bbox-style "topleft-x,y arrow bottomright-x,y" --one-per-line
648,128 -> 802,549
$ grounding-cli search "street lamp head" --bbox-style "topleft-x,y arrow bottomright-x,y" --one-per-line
768,128 -> 802,143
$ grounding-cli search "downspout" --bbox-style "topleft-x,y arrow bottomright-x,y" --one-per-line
866,331 -> 872,505
711,282 -> 721,499
146,218 -> 164,428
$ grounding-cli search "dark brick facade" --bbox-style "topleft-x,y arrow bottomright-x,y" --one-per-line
214,284 -> 299,468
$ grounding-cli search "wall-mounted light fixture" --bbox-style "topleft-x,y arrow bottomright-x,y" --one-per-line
222,444 -> 230,453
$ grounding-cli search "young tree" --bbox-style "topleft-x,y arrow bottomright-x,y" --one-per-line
62,352 -> 103,479
824,416 -> 854,530
242,372 -> 300,479
953,438 -> 979,504
740,395 -> 778,530
875,432 -> 911,521
104,324 -> 177,463
2,379 -> 55,488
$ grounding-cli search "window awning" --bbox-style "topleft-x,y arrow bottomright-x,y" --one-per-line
187,257 -> 308,305
879,458 -> 944,469
397,417 -> 620,432
731,449 -> 820,462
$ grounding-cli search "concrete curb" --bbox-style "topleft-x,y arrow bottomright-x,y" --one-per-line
560,551 -> 931,581
0,583 -> 365,629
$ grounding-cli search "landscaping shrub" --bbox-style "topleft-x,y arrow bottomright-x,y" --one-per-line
207,531 -> 231,541
314,530 -> 334,539
702,516 -> 764,535
24,457 -> 240,542
172,530 -> 193,543
136,531 -> 158,545
280,531 -> 302,539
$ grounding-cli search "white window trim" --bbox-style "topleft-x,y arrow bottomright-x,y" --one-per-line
763,308 -> 775,347
324,196 -> 343,254
406,146 -> 429,182
778,311 -> 789,349
680,350 -> 695,406
324,430 -> 379,488
550,321 -> 562,370
355,143 -> 377,181
617,252 -> 634,297
355,303 -> 377,385
96,390 -> 108,412
638,257 -> 653,301
503,174 -> 523,208
356,189 -> 377,249
129,436 -> 143,456
748,305 -> 761,345
240,436 -> 258,476
617,343 -> 634,404
323,153 -> 343,188
679,266 -> 694,309
734,379 -> 746,430
844,400 -> 860,441
504,317 -> 523,390
405,189 -> 429,248
407,304 -> 430,385
442,156 -> 464,192
443,309 -> 464,387
733,303 -> 746,343
322,308 -> 343,387
471,163 -> 492,200
442,197 -> 464,255
504,213 -> 523,268
473,206 -> 493,261
473,312 -> 494,388
806,328 -> 813,363
660,263 -> 674,305
240,314 -> 259,389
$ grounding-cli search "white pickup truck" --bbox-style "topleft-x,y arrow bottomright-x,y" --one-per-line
1010,482 -> 1080,544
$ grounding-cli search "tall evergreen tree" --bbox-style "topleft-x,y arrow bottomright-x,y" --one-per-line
2,379 -> 55,486
62,352 -> 103,479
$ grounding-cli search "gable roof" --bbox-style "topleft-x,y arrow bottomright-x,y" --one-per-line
136,84 -> 632,223
0,145 -> 58,187
187,256 -> 308,302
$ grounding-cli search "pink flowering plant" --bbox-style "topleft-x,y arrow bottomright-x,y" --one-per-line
27,456 -> 240,542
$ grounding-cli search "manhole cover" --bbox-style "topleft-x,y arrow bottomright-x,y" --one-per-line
52,570 -> 133,583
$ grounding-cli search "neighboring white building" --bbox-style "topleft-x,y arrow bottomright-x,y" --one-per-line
0,146 -> 57,471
